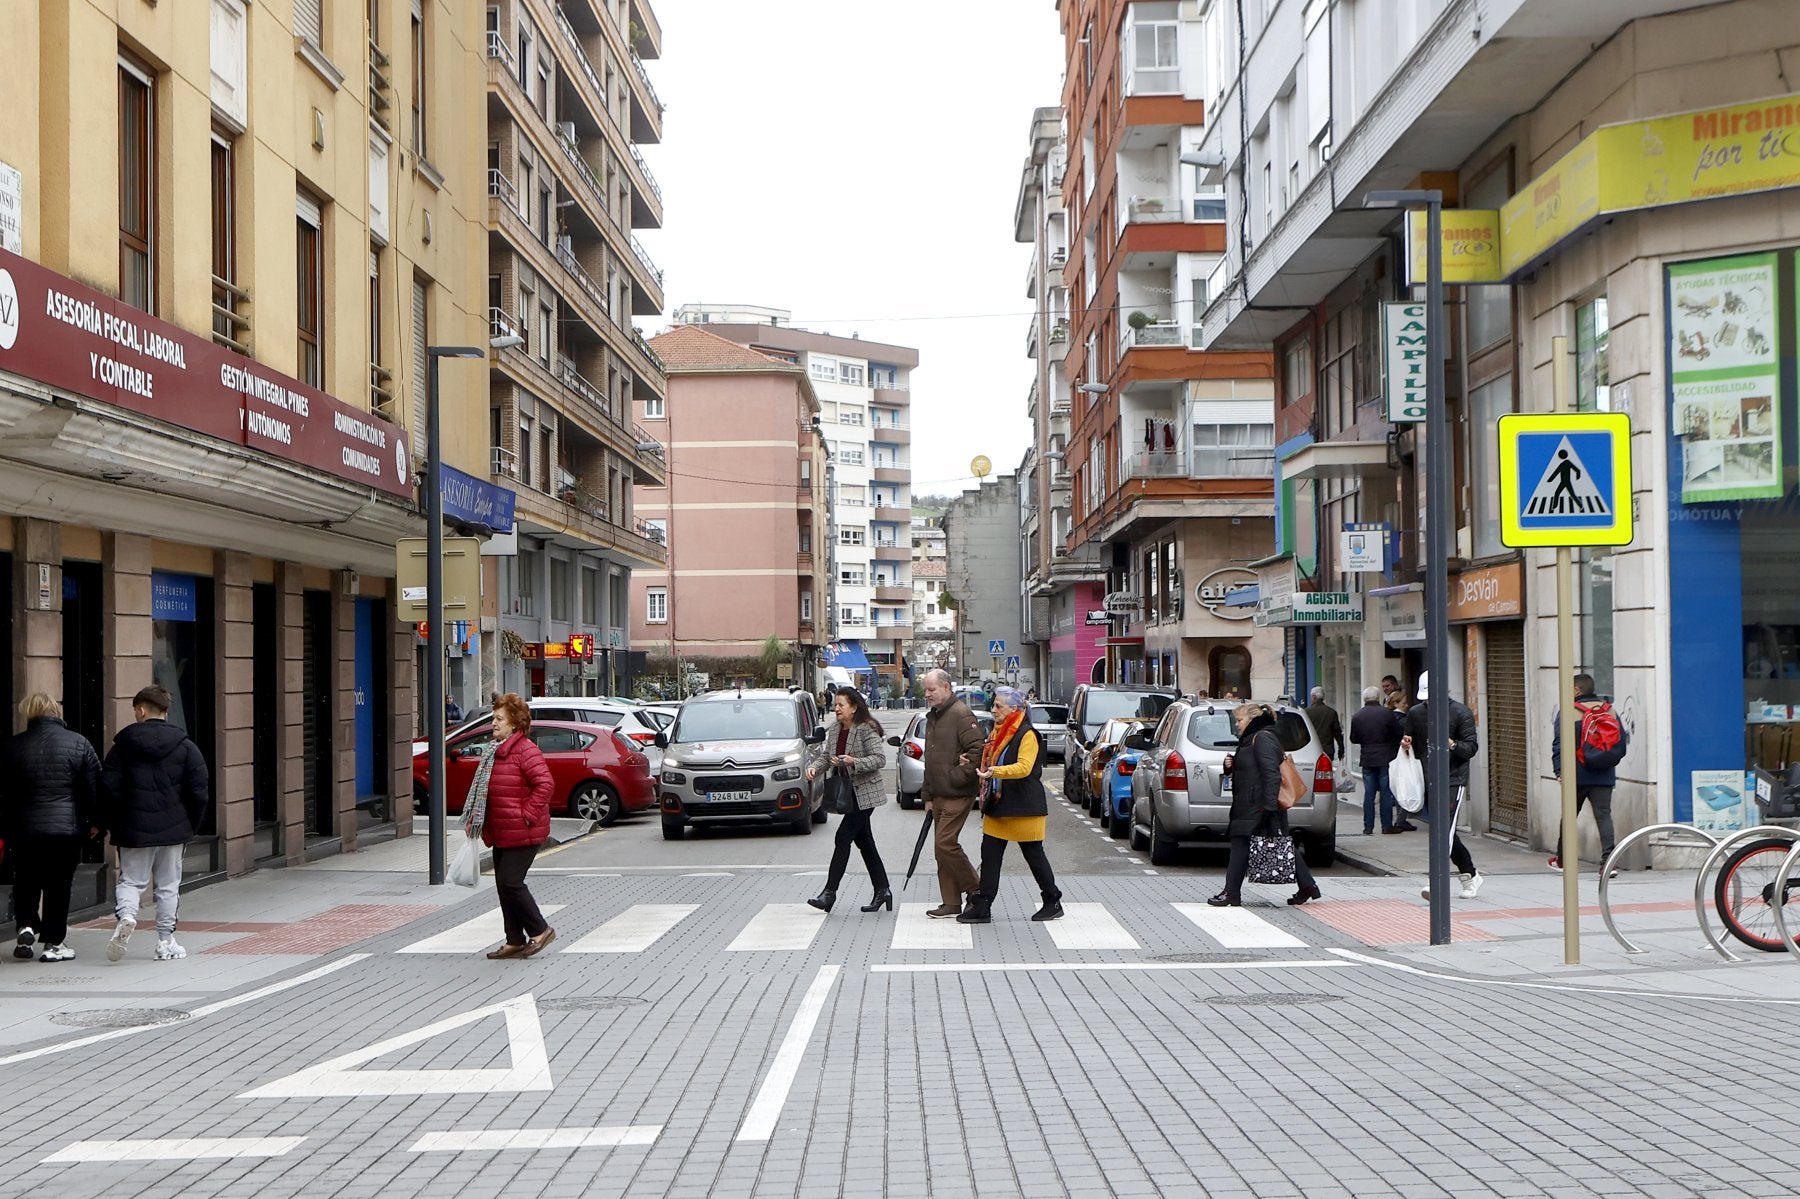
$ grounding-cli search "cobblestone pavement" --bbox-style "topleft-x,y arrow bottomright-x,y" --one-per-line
3,771 -> 1798,1198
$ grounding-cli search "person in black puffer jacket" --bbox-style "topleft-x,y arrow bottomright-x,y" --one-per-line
3,693 -> 102,962
1209,703 -> 1320,909
100,685 -> 210,963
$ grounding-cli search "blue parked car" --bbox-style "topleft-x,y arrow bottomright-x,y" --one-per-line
1085,718 -> 1160,838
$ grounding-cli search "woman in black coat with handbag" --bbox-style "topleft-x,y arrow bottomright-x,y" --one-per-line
804,689 -> 891,914
1210,702 -> 1321,908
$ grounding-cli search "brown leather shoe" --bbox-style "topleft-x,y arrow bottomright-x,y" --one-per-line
925,903 -> 961,919
522,927 -> 557,957
486,943 -> 527,960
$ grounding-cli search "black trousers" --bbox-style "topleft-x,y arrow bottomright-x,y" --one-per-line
977,834 -> 1061,905
1419,786 -> 1478,875
491,844 -> 549,946
1222,833 -> 1317,900
9,834 -> 84,945
825,804 -> 889,892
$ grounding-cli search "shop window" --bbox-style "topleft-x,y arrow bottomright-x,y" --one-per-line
1464,164 -> 1513,351
1576,297 -> 1610,412
1577,549 -> 1614,696
1469,373 -> 1513,558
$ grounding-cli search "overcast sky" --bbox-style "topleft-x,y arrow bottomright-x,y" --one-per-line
636,1 -> 1067,497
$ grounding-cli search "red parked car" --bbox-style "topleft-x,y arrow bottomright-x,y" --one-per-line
412,719 -> 656,826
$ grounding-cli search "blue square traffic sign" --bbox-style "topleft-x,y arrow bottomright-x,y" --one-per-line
1498,412 -> 1633,547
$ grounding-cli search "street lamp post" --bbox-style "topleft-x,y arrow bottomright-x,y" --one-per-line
424,338 -> 519,885
1364,188 -> 1451,944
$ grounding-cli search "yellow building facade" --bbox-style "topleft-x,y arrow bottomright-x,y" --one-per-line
0,0 -> 489,879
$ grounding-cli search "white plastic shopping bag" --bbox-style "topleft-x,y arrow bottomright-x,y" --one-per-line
1390,744 -> 1425,814
448,836 -> 481,887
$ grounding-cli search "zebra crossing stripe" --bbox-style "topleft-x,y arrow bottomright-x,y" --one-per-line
562,904 -> 699,953
727,904 -> 826,951
1171,902 -> 1308,948
1040,903 -> 1138,950
891,903 -> 973,950
397,906 -> 568,954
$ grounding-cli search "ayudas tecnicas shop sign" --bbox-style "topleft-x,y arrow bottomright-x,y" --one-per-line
0,247 -> 411,498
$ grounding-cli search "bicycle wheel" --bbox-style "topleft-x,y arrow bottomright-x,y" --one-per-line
1714,837 -> 1800,953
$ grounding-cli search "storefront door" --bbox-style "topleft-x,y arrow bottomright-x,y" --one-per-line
353,596 -> 390,825
61,560 -> 105,750
302,589 -> 334,840
0,552 -> 12,732
1485,622 -> 1529,837
252,582 -> 280,858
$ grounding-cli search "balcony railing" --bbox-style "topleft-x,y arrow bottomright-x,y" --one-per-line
369,39 -> 394,135
628,143 -> 662,209
555,241 -> 608,317
554,5 -> 659,208
485,30 -> 515,69
632,422 -> 665,458
487,167 -> 519,213
211,274 -> 251,354
629,50 -> 663,118
1122,449 -> 1187,479
1127,195 -> 1181,224
492,445 -> 519,478
369,363 -> 395,422
489,307 -> 521,341
636,518 -> 666,545
557,354 -> 610,416
1123,320 -> 1183,350
1049,247 -> 1067,268
629,232 -> 663,285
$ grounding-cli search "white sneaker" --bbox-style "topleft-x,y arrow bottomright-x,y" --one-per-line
107,917 -> 137,962
1460,872 -> 1483,899
39,944 -> 76,963
154,937 -> 186,961
12,927 -> 35,960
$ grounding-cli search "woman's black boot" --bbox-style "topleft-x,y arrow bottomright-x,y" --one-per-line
807,890 -> 836,913
860,889 -> 893,913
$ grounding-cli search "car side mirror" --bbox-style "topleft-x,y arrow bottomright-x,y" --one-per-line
886,735 -> 902,747
807,727 -> 827,745
653,731 -> 668,749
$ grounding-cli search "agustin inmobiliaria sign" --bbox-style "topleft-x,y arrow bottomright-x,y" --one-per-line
0,247 -> 411,498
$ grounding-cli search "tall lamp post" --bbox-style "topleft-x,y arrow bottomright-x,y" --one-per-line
425,337 -> 522,885
1363,188 -> 1451,944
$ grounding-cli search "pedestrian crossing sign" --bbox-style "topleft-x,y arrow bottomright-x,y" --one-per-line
1498,412 -> 1633,547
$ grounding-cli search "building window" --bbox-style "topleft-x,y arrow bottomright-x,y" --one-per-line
581,565 -> 600,625
839,527 -> 865,547
809,358 -> 837,382
295,0 -> 324,47
838,408 -> 865,426
550,558 -> 572,622
1469,373 -> 1514,558
118,59 -> 155,313
800,592 -> 813,622
1576,296 -> 1610,412
643,393 -> 665,419
646,588 -> 668,624
296,192 -> 324,387
1125,5 -> 1179,95
410,276 -> 430,451
838,362 -> 865,385
210,132 -> 237,342
410,2 -> 428,160
1190,414 -> 1274,478
369,247 -> 389,416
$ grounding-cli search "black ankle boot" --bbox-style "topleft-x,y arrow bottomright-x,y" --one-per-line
806,889 -> 836,913
955,897 -> 992,924
1031,895 -> 1064,921
860,888 -> 893,912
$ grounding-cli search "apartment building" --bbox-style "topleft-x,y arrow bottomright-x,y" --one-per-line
483,0 -> 670,700
1049,0 -> 1284,704
1191,0 -> 1800,857
628,326 -> 828,686
674,306 -> 918,702
0,0 -> 488,876
944,478 -> 1028,690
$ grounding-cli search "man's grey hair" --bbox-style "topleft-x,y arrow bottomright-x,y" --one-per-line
921,668 -> 952,689
1362,686 -> 1381,705
1309,686 -> 1325,703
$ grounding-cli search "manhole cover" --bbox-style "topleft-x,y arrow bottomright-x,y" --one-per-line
1198,993 -> 1342,1008
537,996 -> 649,1012
48,1008 -> 193,1029
1151,952 -> 1259,964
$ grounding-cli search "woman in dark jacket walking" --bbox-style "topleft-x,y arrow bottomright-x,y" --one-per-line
2,694 -> 102,962
804,689 -> 891,914
464,693 -> 556,959
1210,702 -> 1321,908
959,687 -> 1063,924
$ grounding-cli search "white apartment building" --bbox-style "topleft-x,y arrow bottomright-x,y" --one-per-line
672,306 -> 918,698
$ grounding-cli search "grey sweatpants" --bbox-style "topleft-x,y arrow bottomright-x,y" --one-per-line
115,844 -> 185,936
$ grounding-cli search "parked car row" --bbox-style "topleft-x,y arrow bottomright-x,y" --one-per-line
889,709 -> 996,809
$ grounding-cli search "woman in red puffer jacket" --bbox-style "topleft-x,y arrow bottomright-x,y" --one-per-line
464,692 -> 556,959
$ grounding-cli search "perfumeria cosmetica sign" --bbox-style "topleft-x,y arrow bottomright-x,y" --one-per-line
0,248 -> 411,498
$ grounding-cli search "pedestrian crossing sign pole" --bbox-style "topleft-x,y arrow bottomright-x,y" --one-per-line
1497,411 -> 1633,548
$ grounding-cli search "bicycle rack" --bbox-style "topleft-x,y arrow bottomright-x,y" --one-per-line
1697,825 -> 1800,962
1598,823 -> 1719,954
1768,840 -> 1800,966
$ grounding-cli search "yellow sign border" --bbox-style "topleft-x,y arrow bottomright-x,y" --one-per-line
1497,412 -> 1634,548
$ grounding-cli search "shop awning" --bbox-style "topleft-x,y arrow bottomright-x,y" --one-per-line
825,640 -> 873,673
1223,584 -> 1260,607
1277,439 -> 1392,481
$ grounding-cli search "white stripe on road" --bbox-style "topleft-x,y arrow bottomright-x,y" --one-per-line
43,1137 -> 307,1163
736,965 -> 841,1142
562,905 -> 698,953
0,955 -> 371,1067
409,1126 -> 661,1153
891,903 -> 973,950
1172,902 -> 1308,949
871,960 -> 1356,973
397,906 -> 567,954
727,904 -> 826,952
1040,903 -> 1139,951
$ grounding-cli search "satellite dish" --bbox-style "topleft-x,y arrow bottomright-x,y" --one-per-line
971,455 -> 992,478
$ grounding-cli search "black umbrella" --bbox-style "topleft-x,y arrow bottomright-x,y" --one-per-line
903,808 -> 935,888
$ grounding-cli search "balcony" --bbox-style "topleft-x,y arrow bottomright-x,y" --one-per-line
492,445 -> 518,478
1122,449 -> 1187,480
871,424 -> 910,445
797,551 -> 814,570
211,275 -> 252,355
512,485 -> 667,568
871,385 -> 910,408
628,232 -> 662,288
1122,319 -> 1184,351
871,506 -> 910,525
1127,195 -> 1181,224
871,465 -> 908,484
370,363 -> 395,423
796,484 -> 815,505
873,585 -> 911,604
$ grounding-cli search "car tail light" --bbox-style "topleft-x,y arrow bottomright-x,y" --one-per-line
1163,750 -> 1187,789
625,731 -> 657,745
1314,754 -> 1334,793
1118,757 -> 1136,775
902,742 -> 924,760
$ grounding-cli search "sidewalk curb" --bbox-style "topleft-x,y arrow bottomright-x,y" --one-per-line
1336,845 -> 1401,878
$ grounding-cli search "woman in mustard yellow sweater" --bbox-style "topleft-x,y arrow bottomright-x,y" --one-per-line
957,686 -> 1064,924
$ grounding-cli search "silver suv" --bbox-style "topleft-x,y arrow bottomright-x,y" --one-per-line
1128,698 -> 1338,867
655,689 -> 825,839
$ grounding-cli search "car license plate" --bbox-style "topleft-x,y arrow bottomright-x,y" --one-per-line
708,790 -> 752,802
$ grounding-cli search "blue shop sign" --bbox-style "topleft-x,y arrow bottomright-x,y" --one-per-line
440,464 -> 516,534
151,571 -> 198,622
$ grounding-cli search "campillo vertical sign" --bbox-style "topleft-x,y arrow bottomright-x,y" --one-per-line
1383,302 -> 1429,423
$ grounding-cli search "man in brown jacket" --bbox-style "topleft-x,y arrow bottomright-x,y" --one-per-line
919,669 -> 987,917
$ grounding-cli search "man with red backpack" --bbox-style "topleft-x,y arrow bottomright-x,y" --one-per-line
1550,673 -> 1628,876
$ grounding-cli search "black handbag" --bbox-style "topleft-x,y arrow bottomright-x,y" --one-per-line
826,768 -> 858,815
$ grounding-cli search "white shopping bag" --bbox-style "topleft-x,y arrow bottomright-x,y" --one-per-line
448,836 -> 481,887
1390,744 -> 1425,814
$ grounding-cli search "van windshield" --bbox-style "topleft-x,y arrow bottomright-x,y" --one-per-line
672,700 -> 802,742
1081,691 -> 1173,737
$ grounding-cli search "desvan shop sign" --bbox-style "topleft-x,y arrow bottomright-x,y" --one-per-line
0,248 -> 411,498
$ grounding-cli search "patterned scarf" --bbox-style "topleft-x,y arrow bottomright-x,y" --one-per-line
981,709 -> 1026,802
461,739 -> 499,835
